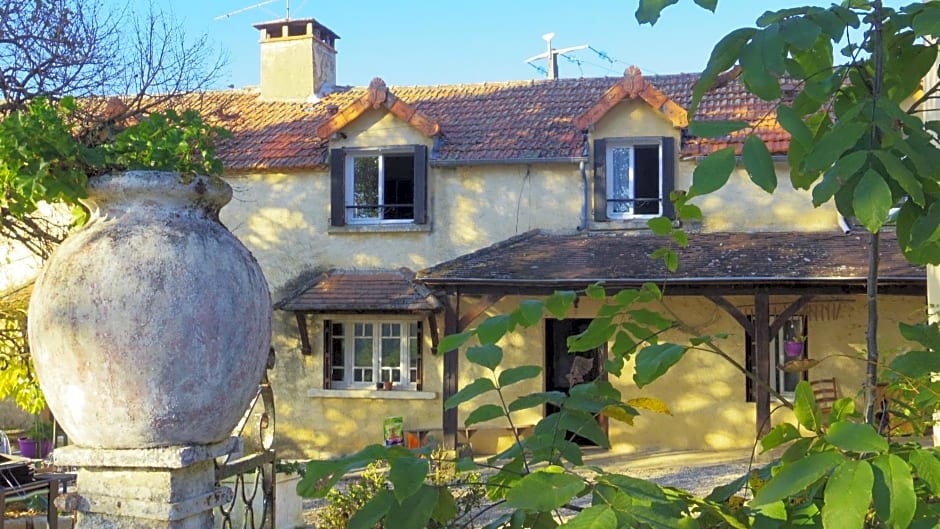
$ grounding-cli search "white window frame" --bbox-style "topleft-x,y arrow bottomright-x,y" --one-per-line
329,318 -> 420,390
605,138 -> 664,219
344,149 -> 415,225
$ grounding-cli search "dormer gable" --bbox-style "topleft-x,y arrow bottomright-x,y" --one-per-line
574,66 -> 688,130
316,78 -> 441,139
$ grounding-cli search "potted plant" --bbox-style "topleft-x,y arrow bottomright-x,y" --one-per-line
784,336 -> 806,358
18,417 -> 53,459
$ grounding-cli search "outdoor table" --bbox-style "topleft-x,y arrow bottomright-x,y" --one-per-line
0,472 -> 76,529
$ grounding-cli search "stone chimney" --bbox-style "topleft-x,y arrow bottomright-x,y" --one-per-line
253,18 -> 339,102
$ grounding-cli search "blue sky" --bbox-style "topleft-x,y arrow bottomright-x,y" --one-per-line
157,0 -> 907,89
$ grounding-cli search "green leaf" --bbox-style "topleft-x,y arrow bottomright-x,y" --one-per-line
386,484 -> 438,529
688,120 -> 749,138
348,489 -> 395,529
822,460 -> 874,529
505,467 -> 585,511
444,378 -> 496,409
690,28 -> 758,115
743,135 -> 777,193
853,169 -> 893,233
909,449 -> 940,494
873,150 -> 924,207
825,421 -> 888,454
910,201 -> 940,247
467,344 -> 503,371
872,453 -> 916,529
546,291 -> 577,319
438,332 -> 473,353
515,300 -> 545,327
777,105 -> 813,148
899,322 -> 940,352
389,456 -> 430,502
508,391 -> 567,412
568,318 -> 615,352
559,504 -> 617,529
689,147 -> 736,198
780,16 -> 822,50
913,5 -> 940,37
431,488 -> 457,524
804,122 -> 869,173
647,216 -> 673,236
585,283 -> 606,300
889,350 -> 940,378
477,315 -> 511,345
599,474 -> 667,502
693,0 -> 716,11
634,0 -> 679,25
761,422 -> 802,452
465,404 -> 506,427
793,380 -> 822,431
740,28 -> 784,99
633,343 -> 688,388
499,365 -> 542,387
752,451 -> 844,506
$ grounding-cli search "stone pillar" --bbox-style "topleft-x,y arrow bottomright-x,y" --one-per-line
54,440 -> 237,529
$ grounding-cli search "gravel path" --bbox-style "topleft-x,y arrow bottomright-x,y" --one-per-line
301,448 -> 764,528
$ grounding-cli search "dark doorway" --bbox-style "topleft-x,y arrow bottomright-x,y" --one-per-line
545,319 -> 607,445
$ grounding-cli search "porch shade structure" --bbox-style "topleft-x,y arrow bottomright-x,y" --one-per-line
275,268 -> 443,385
414,229 -> 926,449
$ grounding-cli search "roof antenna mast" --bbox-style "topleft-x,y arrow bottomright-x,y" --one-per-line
213,0 -> 292,21
524,33 -> 588,80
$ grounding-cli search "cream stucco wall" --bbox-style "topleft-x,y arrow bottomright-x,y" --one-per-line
216,101 -> 923,458
588,99 -> 839,232
450,293 -> 923,455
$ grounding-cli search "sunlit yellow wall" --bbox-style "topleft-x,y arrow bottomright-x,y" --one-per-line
269,313 -> 444,459
588,100 -> 839,232
457,293 -> 923,455
220,109 -> 582,457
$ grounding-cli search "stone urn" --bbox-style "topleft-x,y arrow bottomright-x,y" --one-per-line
28,171 -> 272,449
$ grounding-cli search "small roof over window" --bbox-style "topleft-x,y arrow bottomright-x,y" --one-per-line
275,268 -> 441,313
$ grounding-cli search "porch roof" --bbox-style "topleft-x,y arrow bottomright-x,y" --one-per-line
275,268 -> 442,313
416,230 -> 926,296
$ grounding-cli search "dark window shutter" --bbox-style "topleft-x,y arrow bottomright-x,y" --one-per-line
416,322 -> 424,391
745,327 -> 755,402
323,319 -> 332,389
329,149 -> 346,227
661,137 -> 676,219
593,139 -> 608,221
413,145 -> 428,225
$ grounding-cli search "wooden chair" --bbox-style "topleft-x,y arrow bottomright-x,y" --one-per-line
810,378 -> 838,414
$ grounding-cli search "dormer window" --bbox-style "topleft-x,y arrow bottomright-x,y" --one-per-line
593,137 -> 675,221
330,145 -> 428,226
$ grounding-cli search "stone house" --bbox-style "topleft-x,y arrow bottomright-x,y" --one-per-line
3,16 -> 926,457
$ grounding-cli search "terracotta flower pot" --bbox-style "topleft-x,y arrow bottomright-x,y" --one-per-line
28,171 -> 272,449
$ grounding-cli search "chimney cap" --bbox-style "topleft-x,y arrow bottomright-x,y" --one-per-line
253,17 -> 340,44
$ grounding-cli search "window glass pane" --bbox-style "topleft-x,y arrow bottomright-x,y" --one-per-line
634,145 -> 661,215
352,156 -> 379,219
609,146 -> 632,214
331,368 -> 344,381
331,322 -> 344,336
409,323 -> 419,370
383,154 -> 415,220
331,338 -> 344,367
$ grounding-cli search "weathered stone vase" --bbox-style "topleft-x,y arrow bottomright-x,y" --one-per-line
28,171 -> 272,449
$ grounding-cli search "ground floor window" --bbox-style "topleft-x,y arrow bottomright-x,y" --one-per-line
324,319 -> 422,390
746,316 -> 808,401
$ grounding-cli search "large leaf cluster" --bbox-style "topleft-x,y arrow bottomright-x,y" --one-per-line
670,1 -> 940,263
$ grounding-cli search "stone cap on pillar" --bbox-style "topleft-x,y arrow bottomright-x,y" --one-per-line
53,438 -> 240,469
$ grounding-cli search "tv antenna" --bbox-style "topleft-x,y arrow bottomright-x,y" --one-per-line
524,33 -> 588,80
214,0 -> 296,21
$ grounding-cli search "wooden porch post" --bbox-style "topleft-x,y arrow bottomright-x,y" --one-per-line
442,293 -> 460,450
755,289 -> 771,437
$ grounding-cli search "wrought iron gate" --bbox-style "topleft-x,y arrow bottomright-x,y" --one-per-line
215,349 -> 277,529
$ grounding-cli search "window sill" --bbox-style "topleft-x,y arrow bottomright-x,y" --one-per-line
307,388 -> 437,400
587,218 -> 663,231
328,223 -> 432,234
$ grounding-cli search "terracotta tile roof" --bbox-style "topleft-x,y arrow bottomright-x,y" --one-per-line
275,268 -> 442,313
416,230 -> 923,292
176,68 -> 788,171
